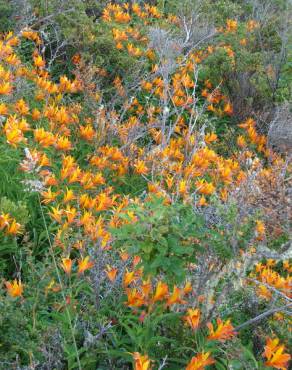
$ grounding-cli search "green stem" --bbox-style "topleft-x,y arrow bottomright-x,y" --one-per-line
38,194 -> 81,370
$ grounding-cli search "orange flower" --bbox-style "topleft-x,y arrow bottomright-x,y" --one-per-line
77,256 -> 94,274
119,250 -> 130,261
226,19 -> 237,32
71,53 -> 81,65
79,125 -> 95,141
184,308 -> 201,330
132,352 -> 151,370
34,128 -> 55,147
106,266 -> 118,282
195,180 -> 215,195
186,352 -> 215,370
41,187 -> 59,204
207,318 -> 235,342
197,196 -> 207,206
31,108 -> 41,120
6,219 -> 22,235
126,288 -> 145,308
167,285 -> 186,306
55,136 -> 72,151
63,188 -> 75,203
123,269 -> 136,287
49,205 -> 63,223
183,281 -> 192,295
33,54 -> 45,68
263,337 -> 291,370
0,81 -> 13,95
179,179 -> 188,195
204,132 -> 217,144
255,220 -> 265,240
257,284 -> 272,300
15,99 -> 29,115
134,160 -> 148,175
5,279 -> 23,297
153,281 -> 168,302
0,213 -> 10,230
61,258 -> 73,275
0,102 -> 8,115
236,135 -> 246,148
223,102 -> 233,115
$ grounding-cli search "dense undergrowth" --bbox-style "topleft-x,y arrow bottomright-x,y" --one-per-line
0,1 -> 291,369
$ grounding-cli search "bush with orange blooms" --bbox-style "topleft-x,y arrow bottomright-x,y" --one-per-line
0,2 -> 291,369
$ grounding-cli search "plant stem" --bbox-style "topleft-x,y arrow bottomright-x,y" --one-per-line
38,194 -> 81,370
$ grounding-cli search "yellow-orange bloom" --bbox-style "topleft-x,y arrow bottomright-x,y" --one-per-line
106,266 -> 118,282
126,288 -> 145,308
153,281 -> 168,302
263,337 -> 291,370
134,160 -> 148,175
61,258 -> 73,275
226,19 -> 237,32
0,81 -> 13,95
6,219 -> 22,235
204,132 -> 217,144
77,256 -> 94,274
236,135 -> 246,148
0,213 -> 10,230
255,220 -> 265,239
207,318 -> 235,342
257,284 -> 272,300
186,352 -> 215,370
33,54 -> 46,68
55,136 -> 72,151
183,281 -> 192,295
195,180 -> 215,195
167,285 -> 186,306
123,269 -> 136,287
132,352 -> 151,370
5,279 -> 23,297
184,308 -> 201,330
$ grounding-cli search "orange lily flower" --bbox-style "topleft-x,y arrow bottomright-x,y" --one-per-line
123,269 -> 136,287
5,279 -> 23,297
106,266 -> 118,282
184,308 -> 201,330
6,219 -> 22,235
77,256 -> 94,274
207,318 -> 235,342
126,288 -> 145,308
0,213 -> 10,230
183,281 -> 192,295
49,205 -> 63,223
41,187 -> 59,204
204,132 -> 217,144
61,258 -> 73,275
134,160 -> 148,175
167,285 -> 186,306
153,281 -> 168,302
263,337 -> 291,370
186,352 -> 215,370
132,352 -> 151,370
